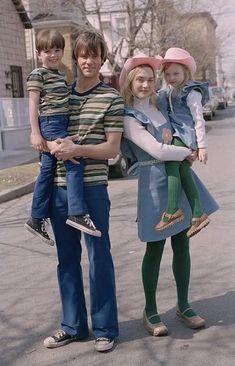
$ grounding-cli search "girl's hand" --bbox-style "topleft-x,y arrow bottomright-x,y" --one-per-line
31,133 -> 47,151
198,148 -> 208,164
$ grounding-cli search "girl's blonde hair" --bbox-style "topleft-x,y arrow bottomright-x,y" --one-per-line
161,62 -> 193,87
120,65 -> 157,107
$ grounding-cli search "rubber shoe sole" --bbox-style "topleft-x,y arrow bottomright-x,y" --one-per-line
24,222 -> 54,246
66,219 -> 101,237
95,338 -> 114,352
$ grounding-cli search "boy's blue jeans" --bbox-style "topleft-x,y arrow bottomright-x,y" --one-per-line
31,114 -> 86,219
50,185 -> 119,339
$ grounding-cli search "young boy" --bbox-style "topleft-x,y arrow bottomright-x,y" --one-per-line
25,29 -> 101,246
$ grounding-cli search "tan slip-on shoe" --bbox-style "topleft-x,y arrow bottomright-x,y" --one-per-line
176,307 -> 205,329
143,310 -> 168,336
155,209 -> 184,231
187,213 -> 210,238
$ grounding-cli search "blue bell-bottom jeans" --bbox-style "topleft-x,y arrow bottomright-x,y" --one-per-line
31,114 -> 86,219
49,185 -> 119,339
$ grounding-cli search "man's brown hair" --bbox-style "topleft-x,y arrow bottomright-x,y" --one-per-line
72,28 -> 107,64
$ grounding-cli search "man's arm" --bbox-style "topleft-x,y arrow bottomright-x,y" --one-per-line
50,131 -> 122,161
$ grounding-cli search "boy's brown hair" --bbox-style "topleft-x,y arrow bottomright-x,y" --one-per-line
72,28 -> 107,64
36,29 -> 65,53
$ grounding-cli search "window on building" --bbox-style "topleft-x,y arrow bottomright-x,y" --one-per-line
10,66 -> 24,98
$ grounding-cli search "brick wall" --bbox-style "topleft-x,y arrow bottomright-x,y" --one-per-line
0,0 -> 28,98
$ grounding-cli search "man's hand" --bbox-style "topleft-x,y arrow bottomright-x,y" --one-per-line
50,138 -> 81,163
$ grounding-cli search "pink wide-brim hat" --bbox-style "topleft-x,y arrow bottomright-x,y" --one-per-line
119,53 -> 163,89
162,47 -> 197,75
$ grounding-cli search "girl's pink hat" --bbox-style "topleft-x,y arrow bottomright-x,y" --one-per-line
162,47 -> 196,75
119,53 -> 162,89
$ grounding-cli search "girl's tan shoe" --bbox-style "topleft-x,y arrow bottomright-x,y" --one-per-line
186,213 -> 210,238
143,310 -> 168,336
176,307 -> 205,329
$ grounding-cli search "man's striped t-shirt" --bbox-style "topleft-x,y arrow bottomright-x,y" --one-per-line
54,82 -> 124,186
27,67 -> 69,115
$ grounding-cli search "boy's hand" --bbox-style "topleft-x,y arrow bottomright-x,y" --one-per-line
30,133 -> 47,151
198,148 -> 208,164
66,134 -> 80,142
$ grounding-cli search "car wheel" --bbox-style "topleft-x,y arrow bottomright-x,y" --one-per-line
110,156 -> 129,178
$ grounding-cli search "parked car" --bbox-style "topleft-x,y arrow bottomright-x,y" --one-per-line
210,86 -> 228,109
108,152 -> 130,178
203,87 -> 219,120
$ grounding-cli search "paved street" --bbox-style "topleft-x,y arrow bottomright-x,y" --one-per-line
1,106 -> 235,366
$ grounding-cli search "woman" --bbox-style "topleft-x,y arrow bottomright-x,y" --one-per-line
119,54 -> 219,336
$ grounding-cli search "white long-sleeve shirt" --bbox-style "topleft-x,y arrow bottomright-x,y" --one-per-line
187,90 -> 207,148
124,97 -> 191,162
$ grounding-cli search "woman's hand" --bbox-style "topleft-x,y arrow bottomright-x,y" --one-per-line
186,150 -> 197,164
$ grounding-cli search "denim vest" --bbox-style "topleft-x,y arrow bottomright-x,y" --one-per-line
157,81 -> 209,149
121,107 -> 173,174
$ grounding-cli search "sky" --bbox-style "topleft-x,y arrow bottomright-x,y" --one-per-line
188,0 -> 235,84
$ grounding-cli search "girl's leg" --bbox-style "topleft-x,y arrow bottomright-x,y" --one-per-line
142,240 -> 165,323
179,160 -> 203,218
171,229 -> 196,317
165,160 -> 182,214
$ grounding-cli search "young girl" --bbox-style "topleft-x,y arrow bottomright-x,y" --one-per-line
156,47 -> 210,238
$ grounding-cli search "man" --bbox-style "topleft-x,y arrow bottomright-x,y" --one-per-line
44,29 -> 124,352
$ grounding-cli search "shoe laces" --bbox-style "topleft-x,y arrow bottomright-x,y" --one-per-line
41,219 -> 49,234
84,214 -> 95,229
55,330 -> 66,339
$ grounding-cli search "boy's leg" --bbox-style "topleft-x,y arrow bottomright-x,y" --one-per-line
64,159 -> 101,237
63,158 -> 87,216
31,152 -> 57,219
84,185 -> 119,340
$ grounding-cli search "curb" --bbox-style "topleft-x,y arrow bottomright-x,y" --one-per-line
0,181 -> 35,204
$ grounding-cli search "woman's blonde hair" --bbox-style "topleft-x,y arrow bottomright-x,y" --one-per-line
161,62 -> 193,87
120,65 -> 157,107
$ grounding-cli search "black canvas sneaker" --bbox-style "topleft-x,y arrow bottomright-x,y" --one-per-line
44,330 -> 88,348
25,217 -> 54,246
95,337 -> 114,352
66,214 -> 101,237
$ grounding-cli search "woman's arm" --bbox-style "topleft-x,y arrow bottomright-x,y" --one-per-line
124,116 -> 191,161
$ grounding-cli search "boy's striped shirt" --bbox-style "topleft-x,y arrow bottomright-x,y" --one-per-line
27,67 -> 69,115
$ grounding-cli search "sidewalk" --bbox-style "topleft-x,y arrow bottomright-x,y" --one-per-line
0,146 -> 38,203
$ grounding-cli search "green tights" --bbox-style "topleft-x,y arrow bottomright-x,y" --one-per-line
165,137 -> 202,218
142,229 -> 196,324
